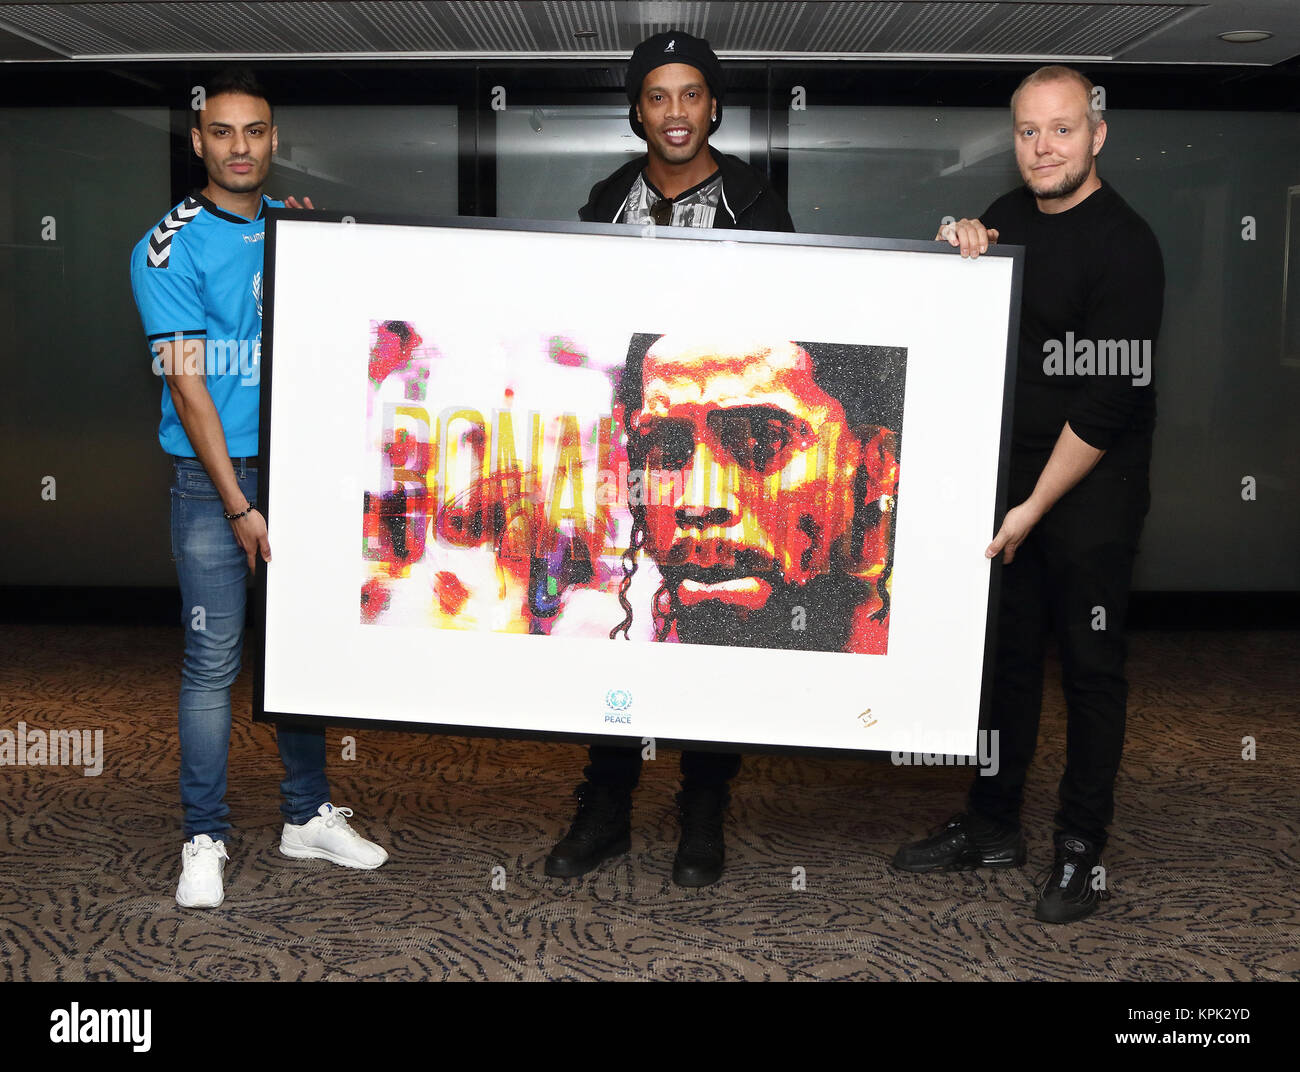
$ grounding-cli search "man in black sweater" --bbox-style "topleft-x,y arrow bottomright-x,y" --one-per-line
892,65 -> 1164,923
545,31 -> 793,888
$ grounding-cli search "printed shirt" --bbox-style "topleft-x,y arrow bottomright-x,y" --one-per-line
129,193 -> 281,457
619,170 -> 723,228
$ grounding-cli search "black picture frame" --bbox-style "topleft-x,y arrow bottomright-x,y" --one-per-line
254,209 -> 1022,763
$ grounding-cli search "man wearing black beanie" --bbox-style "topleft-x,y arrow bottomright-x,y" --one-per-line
546,31 -> 793,889
577,30 -> 794,231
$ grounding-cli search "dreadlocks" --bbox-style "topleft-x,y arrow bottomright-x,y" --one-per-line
609,334 -> 664,640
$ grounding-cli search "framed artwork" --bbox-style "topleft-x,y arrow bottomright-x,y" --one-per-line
255,213 -> 1021,759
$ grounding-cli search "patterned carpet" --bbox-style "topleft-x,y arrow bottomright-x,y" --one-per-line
0,624 -> 1296,982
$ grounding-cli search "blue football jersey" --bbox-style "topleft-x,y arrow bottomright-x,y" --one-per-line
129,193 -> 282,457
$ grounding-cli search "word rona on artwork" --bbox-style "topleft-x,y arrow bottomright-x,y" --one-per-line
363,402 -> 860,568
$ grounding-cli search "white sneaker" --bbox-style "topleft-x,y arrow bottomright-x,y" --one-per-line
279,803 -> 389,869
176,834 -> 229,908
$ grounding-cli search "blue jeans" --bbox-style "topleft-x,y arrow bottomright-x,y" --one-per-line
170,456 -> 330,840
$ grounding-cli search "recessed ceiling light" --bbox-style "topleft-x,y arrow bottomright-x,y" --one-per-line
1218,30 -> 1273,43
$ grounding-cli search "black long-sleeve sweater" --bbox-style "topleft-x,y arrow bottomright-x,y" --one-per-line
983,181 -> 1165,471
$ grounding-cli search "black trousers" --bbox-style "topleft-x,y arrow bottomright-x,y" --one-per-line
585,745 -> 741,792
968,462 -> 1150,848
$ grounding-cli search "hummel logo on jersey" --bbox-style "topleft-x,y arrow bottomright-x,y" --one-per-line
665,39 -> 675,52
146,197 -> 201,269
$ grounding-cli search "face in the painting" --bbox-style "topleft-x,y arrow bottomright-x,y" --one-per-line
636,63 -> 715,168
1012,77 -> 1106,205
191,91 -> 277,196
631,337 -> 863,642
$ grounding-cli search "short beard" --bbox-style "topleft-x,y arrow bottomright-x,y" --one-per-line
1027,155 -> 1093,202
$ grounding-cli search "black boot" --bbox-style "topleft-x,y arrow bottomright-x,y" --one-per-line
672,786 -> 728,888
544,782 -> 632,878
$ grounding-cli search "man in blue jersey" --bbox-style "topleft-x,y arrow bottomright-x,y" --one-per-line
130,69 -> 387,909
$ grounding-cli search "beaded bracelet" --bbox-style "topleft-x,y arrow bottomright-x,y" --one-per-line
223,501 -> 256,521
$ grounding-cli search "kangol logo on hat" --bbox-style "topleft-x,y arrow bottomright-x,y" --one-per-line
626,30 -> 724,140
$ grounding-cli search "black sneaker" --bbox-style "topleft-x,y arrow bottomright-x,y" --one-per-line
543,782 -> 632,878
892,812 -> 1026,873
1035,834 -> 1107,923
672,787 -> 729,888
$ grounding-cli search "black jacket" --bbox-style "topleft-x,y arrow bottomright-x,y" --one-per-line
578,147 -> 795,233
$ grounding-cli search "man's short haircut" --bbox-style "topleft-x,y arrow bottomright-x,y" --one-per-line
1010,65 -> 1101,133
191,67 -> 272,128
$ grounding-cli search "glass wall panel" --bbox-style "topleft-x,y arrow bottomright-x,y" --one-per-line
497,104 -> 750,222
784,106 -> 1300,590
2,70 -> 1296,595
268,105 -> 459,217
0,107 -> 173,585
784,105 -> 1019,238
